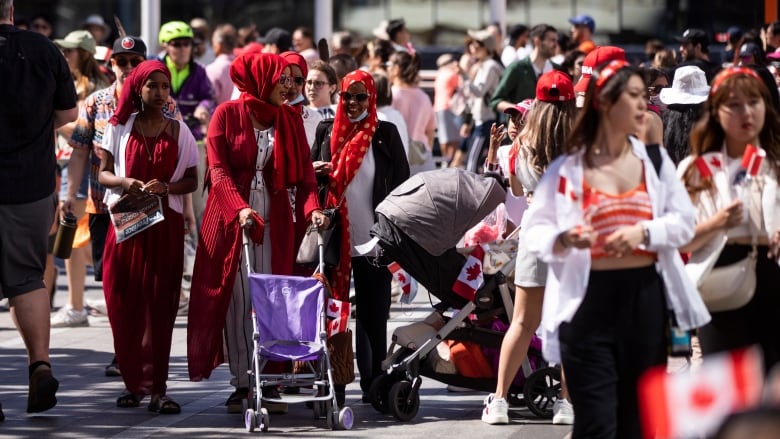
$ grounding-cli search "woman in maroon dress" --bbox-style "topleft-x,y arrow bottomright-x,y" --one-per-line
99,60 -> 198,413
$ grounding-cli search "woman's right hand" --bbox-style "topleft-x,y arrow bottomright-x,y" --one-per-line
488,123 -> 506,152
238,208 -> 255,227
555,225 -> 597,253
312,161 -> 332,176
711,199 -> 743,230
122,177 -> 145,196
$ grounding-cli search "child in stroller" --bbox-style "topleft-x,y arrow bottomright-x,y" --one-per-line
365,168 -> 562,422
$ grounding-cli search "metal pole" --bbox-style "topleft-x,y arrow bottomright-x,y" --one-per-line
314,0 -> 333,42
141,0 -> 161,56
489,0 -> 506,34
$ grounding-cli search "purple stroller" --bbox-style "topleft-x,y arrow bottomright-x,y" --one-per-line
242,229 -> 354,432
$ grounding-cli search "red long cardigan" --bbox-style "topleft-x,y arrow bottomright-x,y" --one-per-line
187,101 -> 319,381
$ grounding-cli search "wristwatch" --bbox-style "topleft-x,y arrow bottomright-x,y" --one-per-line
642,224 -> 650,246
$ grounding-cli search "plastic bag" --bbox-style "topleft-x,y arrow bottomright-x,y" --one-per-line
463,203 -> 507,247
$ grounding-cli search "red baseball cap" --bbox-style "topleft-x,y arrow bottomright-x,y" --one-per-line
574,46 -> 626,93
503,98 -> 535,116
536,70 -> 575,102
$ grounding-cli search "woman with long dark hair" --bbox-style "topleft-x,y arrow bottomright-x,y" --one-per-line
521,60 -> 709,438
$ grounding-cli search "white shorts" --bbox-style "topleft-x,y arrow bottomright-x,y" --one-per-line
513,233 -> 547,288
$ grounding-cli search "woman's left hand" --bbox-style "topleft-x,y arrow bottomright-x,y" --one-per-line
141,179 -> 168,196
603,224 -> 645,258
311,210 -> 331,230
769,227 -> 780,261
489,123 -> 506,152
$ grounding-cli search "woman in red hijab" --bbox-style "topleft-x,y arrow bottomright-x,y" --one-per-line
281,50 -> 323,148
98,60 -> 199,413
187,53 -> 326,413
310,69 -> 409,404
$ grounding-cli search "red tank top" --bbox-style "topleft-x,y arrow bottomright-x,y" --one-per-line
583,177 -> 656,259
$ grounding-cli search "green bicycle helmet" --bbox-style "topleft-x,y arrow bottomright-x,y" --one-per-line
159,21 -> 194,44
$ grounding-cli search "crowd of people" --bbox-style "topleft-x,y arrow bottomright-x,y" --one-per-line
2,0 -> 780,436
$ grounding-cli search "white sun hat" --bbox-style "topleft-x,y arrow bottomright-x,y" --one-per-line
659,65 -> 710,105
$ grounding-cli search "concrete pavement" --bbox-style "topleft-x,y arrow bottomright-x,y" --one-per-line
0,265 -> 572,438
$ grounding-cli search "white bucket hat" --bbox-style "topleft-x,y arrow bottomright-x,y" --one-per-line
659,65 -> 710,105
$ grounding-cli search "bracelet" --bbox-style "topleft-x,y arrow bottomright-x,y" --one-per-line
642,224 -> 650,246
483,162 -> 501,173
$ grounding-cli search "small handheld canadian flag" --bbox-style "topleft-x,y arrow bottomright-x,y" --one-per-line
638,347 -> 764,439
388,262 -> 417,304
326,297 -> 350,337
452,244 -> 487,301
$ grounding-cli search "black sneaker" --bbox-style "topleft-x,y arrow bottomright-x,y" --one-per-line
105,357 -> 121,377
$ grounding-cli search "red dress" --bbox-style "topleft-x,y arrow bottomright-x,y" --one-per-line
103,128 -> 184,396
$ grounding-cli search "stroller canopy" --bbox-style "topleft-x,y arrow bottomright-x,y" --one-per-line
374,168 -> 506,257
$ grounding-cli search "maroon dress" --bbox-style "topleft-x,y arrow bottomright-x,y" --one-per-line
103,128 -> 184,396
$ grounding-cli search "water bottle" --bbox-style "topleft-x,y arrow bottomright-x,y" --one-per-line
52,214 -> 77,259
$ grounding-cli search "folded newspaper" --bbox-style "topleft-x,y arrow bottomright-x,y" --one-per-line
108,192 -> 165,243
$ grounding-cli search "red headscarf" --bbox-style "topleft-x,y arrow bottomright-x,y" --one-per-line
280,51 -> 308,111
327,69 -> 379,300
110,60 -> 171,126
229,52 -> 310,189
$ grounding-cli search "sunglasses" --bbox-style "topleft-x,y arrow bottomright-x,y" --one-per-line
647,85 -> 667,96
278,75 -> 293,86
306,79 -> 328,89
342,92 -> 370,102
168,40 -> 192,48
113,57 -> 145,68
293,76 -> 305,86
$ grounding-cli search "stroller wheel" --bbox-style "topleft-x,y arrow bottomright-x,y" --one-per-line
368,374 -> 392,414
259,408 -> 269,432
244,408 -> 256,432
522,366 -> 561,419
389,380 -> 419,422
338,406 -> 355,430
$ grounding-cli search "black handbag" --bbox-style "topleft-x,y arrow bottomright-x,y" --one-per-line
296,208 -> 341,267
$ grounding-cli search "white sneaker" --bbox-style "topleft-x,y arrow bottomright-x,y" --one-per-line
552,398 -> 575,425
51,307 -> 89,328
481,394 -> 509,425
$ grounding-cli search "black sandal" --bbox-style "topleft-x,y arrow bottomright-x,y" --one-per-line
148,395 -> 181,415
116,390 -> 143,408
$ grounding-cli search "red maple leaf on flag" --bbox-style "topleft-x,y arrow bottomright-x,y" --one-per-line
465,262 -> 482,281
690,385 -> 717,411
398,273 -> 406,283
329,301 -> 339,313
710,156 -> 721,168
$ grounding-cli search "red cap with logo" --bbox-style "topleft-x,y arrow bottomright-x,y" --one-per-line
536,70 -> 575,102
574,46 -> 626,93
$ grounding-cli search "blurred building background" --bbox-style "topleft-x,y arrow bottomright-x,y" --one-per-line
14,0 -> 771,51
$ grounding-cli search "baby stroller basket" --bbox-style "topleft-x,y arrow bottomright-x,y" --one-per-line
240,225 -> 354,432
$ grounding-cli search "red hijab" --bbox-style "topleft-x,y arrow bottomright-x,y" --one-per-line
327,69 -> 379,299
280,51 -> 308,111
230,52 -> 309,189
110,60 -> 171,126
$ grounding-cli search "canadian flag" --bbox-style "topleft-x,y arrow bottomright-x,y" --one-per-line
452,244 -> 486,301
388,262 -> 417,304
326,297 -> 350,337
557,176 -> 578,201
638,347 -> 764,439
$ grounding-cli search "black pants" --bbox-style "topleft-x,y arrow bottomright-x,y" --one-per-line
88,213 -> 110,282
699,245 -> 780,374
559,265 -> 667,439
352,256 -> 392,393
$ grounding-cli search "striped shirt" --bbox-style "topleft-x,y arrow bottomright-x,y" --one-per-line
583,178 -> 655,259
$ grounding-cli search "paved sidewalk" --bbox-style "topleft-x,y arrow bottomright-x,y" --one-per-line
0,267 -> 572,438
